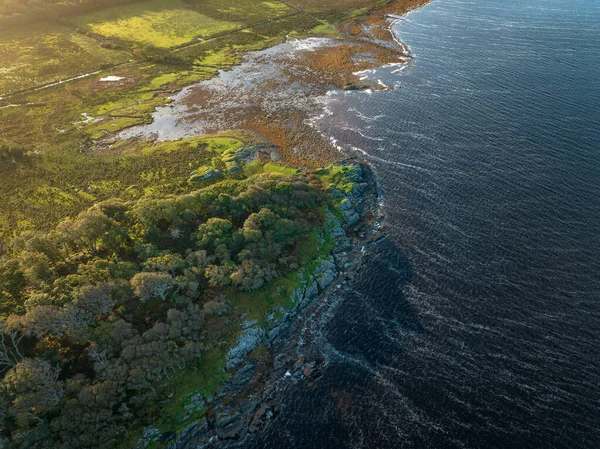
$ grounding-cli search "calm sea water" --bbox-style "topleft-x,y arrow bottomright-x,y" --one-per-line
243,0 -> 600,447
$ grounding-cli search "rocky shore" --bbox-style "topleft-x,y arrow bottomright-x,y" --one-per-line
130,2 -> 432,447
133,161 -> 384,449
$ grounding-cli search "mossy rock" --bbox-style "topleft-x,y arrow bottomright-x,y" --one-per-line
189,167 -> 222,183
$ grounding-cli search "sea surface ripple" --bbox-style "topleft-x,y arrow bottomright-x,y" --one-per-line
241,0 -> 600,447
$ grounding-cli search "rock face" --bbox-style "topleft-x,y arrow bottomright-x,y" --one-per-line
147,162 -> 380,449
189,168 -> 222,183
315,258 -> 337,290
189,143 -> 281,182
232,143 -> 278,164
167,419 -> 208,449
134,427 -> 161,449
226,327 -> 265,370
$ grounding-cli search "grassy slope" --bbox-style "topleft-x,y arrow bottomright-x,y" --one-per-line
0,135 -> 245,242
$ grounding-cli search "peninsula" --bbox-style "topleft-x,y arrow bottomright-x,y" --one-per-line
0,1 -> 426,447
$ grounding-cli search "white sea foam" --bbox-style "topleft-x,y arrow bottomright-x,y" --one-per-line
353,68 -> 377,77
353,110 -> 386,122
391,65 -> 408,74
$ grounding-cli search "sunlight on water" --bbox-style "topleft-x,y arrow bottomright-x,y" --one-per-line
241,0 -> 600,447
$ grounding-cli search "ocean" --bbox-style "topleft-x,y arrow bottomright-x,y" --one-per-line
242,0 -> 600,447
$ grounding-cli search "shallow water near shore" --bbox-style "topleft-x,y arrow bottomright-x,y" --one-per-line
238,0 -> 600,447
119,37 -> 341,141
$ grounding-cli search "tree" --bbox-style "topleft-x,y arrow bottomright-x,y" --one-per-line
186,250 -> 212,269
0,259 -> 26,316
196,218 -> 233,250
0,320 -> 24,372
230,259 -> 267,291
57,208 -> 112,255
243,208 -> 278,234
73,283 -> 113,320
1,358 -> 64,426
274,218 -> 298,242
203,299 -> 230,316
130,272 -> 174,303
50,380 -> 126,449
15,306 -> 69,338
204,263 -> 235,287
143,252 -> 186,276
19,231 -> 66,264
19,251 -> 53,286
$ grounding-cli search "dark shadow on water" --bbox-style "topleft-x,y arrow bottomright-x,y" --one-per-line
242,237 -> 423,449
325,236 -> 423,367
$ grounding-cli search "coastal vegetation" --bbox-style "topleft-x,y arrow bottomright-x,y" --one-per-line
0,0 -> 423,446
0,0 -> 423,243
0,149 -> 360,448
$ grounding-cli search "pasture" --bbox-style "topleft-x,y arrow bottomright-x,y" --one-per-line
0,25 -> 129,95
74,0 -> 294,49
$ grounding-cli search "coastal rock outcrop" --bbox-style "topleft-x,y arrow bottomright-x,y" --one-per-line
155,162 -> 379,449
226,327 -> 265,370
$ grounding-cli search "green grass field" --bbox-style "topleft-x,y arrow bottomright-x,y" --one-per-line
75,0 -> 237,48
74,0 -> 294,49
0,0 -> 298,94
0,25 -> 130,95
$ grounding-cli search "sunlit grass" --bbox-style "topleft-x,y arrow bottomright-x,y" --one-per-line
75,0 -> 239,48
0,25 -> 130,95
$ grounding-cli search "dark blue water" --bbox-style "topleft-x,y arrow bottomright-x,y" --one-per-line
245,0 -> 600,447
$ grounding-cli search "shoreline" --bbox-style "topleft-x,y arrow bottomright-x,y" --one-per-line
154,162 -> 385,449
111,0 -> 431,168
135,2 -> 428,447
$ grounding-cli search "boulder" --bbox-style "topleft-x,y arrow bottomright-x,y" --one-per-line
302,362 -> 316,377
167,420 -> 208,449
226,327 -> 265,370
270,149 -> 282,161
314,258 -> 337,291
303,281 -> 319,302
134,427 -> 161,449
343,209 -> 361,226
338,198 -> 353,211
189,168 -> 222,183
325,208 -> 346,238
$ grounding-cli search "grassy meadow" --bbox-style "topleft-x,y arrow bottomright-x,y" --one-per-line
75,0 -> 239,49
0,25 -> 130,94
75,0 -> 295,48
